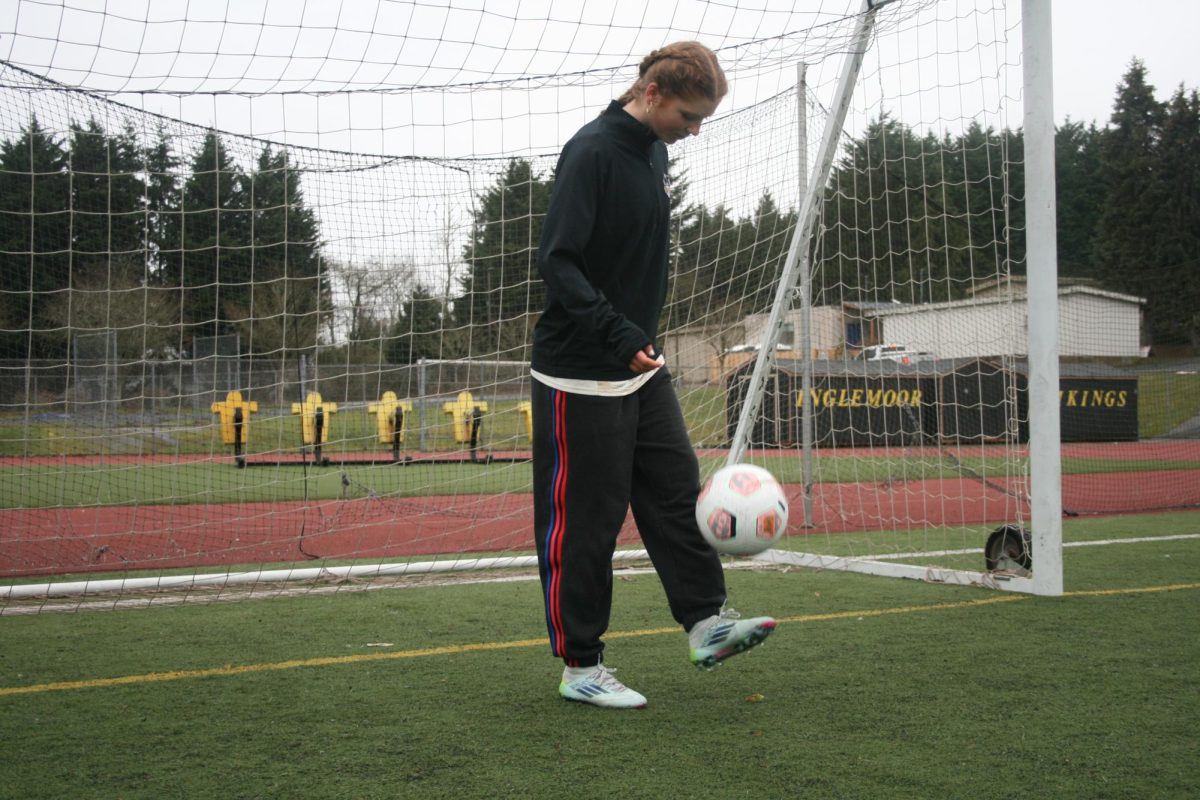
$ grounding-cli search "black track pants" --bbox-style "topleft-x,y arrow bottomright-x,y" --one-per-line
531,370 -> 726,667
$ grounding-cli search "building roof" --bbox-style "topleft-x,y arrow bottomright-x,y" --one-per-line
842,300 -> 908,312
967,275 -> 1106,296
861,285 -> 1145,317
743,356 -> 994,378
731,356 -> 1138,380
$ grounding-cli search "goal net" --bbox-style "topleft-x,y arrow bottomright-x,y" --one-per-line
1,0 -> 1195,610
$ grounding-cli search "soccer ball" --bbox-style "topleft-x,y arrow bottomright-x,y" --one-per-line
695,463 -> 789,556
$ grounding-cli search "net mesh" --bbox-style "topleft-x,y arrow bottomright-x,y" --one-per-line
0,0 -> 1196,607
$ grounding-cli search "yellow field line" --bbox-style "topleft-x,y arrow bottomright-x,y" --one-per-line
0,638 -> 547,697
3,582 -> 1197,698
1062,582 -> 1200,598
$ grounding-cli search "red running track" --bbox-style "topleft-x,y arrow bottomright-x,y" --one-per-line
4,438 -> 1198,468
4,469 -> 1197,578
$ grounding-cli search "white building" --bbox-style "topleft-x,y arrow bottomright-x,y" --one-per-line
865,282 -> 1145,359
742,305 -> 845,358
665,279 -> 1145,385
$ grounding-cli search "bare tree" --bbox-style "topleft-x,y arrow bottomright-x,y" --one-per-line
328,257 -> 416,363
43,255 -> 182,359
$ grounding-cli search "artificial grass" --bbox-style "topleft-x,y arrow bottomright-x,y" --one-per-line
1,516 -> 1198,799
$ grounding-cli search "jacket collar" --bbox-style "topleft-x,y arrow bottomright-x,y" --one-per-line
602,99 -> 659,150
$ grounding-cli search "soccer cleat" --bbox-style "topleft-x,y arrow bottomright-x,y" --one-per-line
559,664 -> 648,709
689,608 -> 777,670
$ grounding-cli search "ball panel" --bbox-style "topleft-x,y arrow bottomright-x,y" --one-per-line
694,463 -> 788,556
706,508 -> 735,541
756,509 -> 781,539
727,472 -> 761,496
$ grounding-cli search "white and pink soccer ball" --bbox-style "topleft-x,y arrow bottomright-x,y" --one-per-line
695,463 -> 789,556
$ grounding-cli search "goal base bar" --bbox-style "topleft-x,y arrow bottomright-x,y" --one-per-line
2,550 -> 652,601
750,549 -> 1040,594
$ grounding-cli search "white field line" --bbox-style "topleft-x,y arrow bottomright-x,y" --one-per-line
858,533 -> 1200,561
4,535 -> 1197,616
0,565 -> 661,616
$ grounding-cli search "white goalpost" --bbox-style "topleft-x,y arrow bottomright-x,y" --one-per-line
1018,0 -> 1065,596
730,0 -> 1063,595
0,0 -> 1075,609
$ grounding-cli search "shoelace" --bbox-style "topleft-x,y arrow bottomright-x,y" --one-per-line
586,664 -> 626,691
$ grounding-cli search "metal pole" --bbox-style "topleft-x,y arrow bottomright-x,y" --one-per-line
1022,0 -> 1064,595
727,0 -> 884,466
797,62 -> 815,528
298,354 -> 308,401
417,357 -> 428,452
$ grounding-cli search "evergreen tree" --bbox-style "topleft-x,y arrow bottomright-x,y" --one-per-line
666,156 -> 696,277
143,123 -> 182,287
1054,120 -> 1105,276
1086,61 -> 1200,349
387,283 -> 457,364
819,116 -> 945,305
0,116 -> 71,359
36,118 -> 175,359
167,131 -> 252,352
1151,87 -> 1200,346
666,158 -> 693,220
459,158 -> 552,358
249,147 -> 323,280
672,202 -> 744,332
745,191 -> 797,313
1095,62 -> 1165,300
225,145 -> 330,356
815,115 -> 1023,308
667,191 -> 799,360
68,118 -> 144,282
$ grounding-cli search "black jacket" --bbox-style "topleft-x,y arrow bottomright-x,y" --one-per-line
532,100 -> 672,380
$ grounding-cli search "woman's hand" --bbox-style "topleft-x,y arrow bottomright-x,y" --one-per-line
628,344 -> 665,374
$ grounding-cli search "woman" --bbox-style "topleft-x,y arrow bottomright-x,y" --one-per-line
531,41 -> 776,710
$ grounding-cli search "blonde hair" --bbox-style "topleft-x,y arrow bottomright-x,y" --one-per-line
617,41 -> 727,105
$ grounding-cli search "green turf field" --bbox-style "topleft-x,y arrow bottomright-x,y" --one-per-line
1,511 -> 1197,799
4,451 -> 1199,508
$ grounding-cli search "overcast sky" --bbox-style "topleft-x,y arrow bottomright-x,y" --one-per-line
2,0 -> 1195,132
1051,0 -> 1198,125
0,0 -> 1193,292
